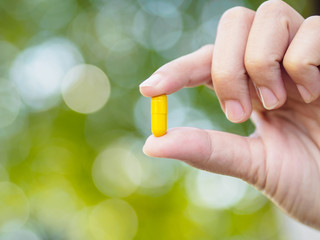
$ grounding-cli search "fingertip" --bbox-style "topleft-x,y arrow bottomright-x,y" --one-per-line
139,86 -> 151,97
253,84 -> 287,110
139,85 -> 165,98
224,100 -> 252,123
142,127 -> 211,161
142,130 -> 174,158
139,74 -> 164,97
257,87 -> 278,110
218,99 -> 253,123
143,134 -> 166,157
142,141 -> 151,157
296,85 -> 315,104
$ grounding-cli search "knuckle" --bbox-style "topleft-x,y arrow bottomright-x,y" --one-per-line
256,0 -> 291,29
212,69 -> 243,84
283,54 -> 309,75
245,55 -> 275,74
283,55 -> 299,73
220,6 -> 252,22
211,69 -> 248,98
257,0 -> 286,13
304,15 -> 320,25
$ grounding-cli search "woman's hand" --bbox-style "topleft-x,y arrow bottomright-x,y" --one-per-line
139,0 -> 320,229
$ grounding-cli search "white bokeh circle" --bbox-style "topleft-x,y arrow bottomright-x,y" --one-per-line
61,64 -> 111,114
92,146 -> 142,198
10,38 -> 83,111
89,199 -> 138,240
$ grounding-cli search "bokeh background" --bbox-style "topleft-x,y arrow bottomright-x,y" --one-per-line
0,0 -> 319,239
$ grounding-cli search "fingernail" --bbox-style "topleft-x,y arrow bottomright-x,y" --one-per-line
139,74 -> 162,87
297,85 -> 313,103
258,87 -> 279,110
225,100 -> 245,122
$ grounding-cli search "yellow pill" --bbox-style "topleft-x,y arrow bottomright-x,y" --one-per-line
151,95 -> 167,137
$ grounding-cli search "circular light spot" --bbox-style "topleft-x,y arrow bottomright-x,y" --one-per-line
92,146 -> 142,198
0,182 -> 29,231
137,0 -> 182,17
186,170 -> 247,209
31,0 -> 77,31
0,79 -> 21,128
133,140 -> 183,196
95,1 -> 137,50
158,30 -> 196,60
138,154 -> 182,196
192,17 -> 219,49
150,14 -> 182,51
89,199 -> 138,240
61,64 -> 111,114
30,186 -> 83,230
10,38 -> 83,111
132,9 -> 183,51
67,208 -> 92,240
233,185 -> 268,214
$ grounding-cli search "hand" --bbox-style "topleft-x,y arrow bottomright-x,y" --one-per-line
139,0 -> 320,230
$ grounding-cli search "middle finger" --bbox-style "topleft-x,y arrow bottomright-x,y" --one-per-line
245,0 -> 304,110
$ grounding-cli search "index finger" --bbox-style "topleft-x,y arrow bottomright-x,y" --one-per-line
139,45 -> 213,97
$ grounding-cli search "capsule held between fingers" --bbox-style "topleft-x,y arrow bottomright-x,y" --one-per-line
151,95 -> 167,137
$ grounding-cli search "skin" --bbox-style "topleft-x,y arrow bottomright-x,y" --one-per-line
139,0 -> 320,230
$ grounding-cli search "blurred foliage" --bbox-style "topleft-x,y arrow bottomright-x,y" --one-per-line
0,0 -> 316,239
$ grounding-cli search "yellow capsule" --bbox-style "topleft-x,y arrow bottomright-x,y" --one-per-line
151,94 -> 167,137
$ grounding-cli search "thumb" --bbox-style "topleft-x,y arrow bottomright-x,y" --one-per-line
143,127 -> 265,185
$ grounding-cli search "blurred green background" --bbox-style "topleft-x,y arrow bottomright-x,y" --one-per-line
0,0 -> 317,239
